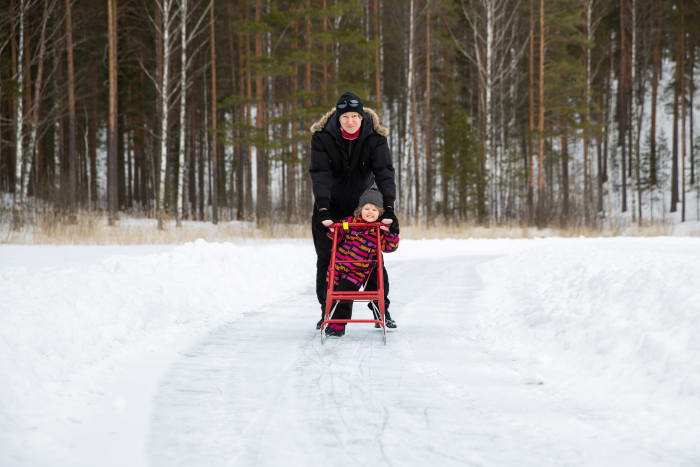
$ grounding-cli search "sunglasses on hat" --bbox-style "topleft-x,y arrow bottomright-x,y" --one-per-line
337,99 -> 360,109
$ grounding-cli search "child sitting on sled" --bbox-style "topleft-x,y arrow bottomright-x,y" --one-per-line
324,188 -> 400,337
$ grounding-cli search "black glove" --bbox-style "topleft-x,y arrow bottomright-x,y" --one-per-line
381,206 -> 399,234
318,208 -> 333,227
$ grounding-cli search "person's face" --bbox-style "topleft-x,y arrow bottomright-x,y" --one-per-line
361,203 -> 380,222
339,112 -> 363,134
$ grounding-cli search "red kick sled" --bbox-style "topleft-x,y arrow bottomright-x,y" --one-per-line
320,221 -> 388,345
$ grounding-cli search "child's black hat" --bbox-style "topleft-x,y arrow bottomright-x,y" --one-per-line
357,188 -> 383,209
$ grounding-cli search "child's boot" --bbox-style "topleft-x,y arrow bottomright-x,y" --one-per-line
370,303 -> 397,329
325,323 -> 345,337
385,310 -> 397,328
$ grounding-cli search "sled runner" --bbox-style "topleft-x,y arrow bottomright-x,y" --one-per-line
320,221 -> 388,345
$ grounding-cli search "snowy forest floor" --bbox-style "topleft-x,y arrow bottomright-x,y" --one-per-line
2,237 -> 700,466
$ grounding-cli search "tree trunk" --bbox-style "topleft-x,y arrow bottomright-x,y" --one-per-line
528,0 -> 535,223
583,0 -> 593,224
237,0 -> 248,219
65,0 -> 78,217
52,27 -> 64,202
680,0 -> 686,221
118,89 -> 126,209
177,0 -> 188,227
198,91 -> 205,220
409,0 -> 419,216
605,34 -> 615,216
226,0 -> 240,219
139,65 -> 148,210
619,0 -> 628,213
203,73 -> 210,218
631,0 -> 642,224
24,0 -> 50,203
189,92 -> 196,218
671,25 -> 680,213
649,0 -> 660,187
290,13 -> 299,220
210,0 -> 219,224
255,0 -> 266,224
126,98 -> 133,208
690,40 -> 695,187
561,119 -> 569,228
536,0 -> 545,227
425,0 -> 432,222
108,0 -> 119,225
442,49 -> 451,219
374,0 -> 380,109
23,11 -> 32,197
12,0 -> 25,228
321,0 -> 328,104
302,0 -> 312,213
403,0 -> 415,214
596,92 -> 604,214
157,0 -> 172,229
90,66 -> 98,208
244,0 -> 253,217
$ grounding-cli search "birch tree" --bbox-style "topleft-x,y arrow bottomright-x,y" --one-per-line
12,0 -> 26,229
630,0 -> 650,224
670,7 -> 681,213
176,0 -> 188,226
108,0 -> 118,225
23,0 -> 53,202
405,0 -> 417,214
157,0 -> 173,229
174,0 -> 210,226
451,0 -> 526,222
680,0 -> 686,221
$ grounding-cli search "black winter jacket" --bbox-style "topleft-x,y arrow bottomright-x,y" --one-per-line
309,107 -> 396,218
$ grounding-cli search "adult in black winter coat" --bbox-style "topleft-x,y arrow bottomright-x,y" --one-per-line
309,91 -> 399,329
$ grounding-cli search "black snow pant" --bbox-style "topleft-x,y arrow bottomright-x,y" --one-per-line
329,272 -> 390,321
311,210 -> 390,317
329,278 -> 359,321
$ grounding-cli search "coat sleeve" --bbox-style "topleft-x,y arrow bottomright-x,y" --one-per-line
326,216 -> 353,241
370,136 -> 396,208
381,231 -> 399,253
309,132 -> 332,211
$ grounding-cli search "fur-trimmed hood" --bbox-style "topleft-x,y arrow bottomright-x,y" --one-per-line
310,107 -> 388,137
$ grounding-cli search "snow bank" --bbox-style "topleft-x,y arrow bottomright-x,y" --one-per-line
0,239 -> 313,466
474,237 -> 700,445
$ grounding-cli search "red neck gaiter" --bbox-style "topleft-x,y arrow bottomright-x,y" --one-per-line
341,127 -> 360,140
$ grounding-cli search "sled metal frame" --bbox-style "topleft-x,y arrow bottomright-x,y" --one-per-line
321,222 -> 387,345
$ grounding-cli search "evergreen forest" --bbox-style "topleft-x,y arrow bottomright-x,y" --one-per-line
1,0 -> 699,230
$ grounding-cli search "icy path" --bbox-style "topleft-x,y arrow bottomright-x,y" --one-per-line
146,255 -> 681,467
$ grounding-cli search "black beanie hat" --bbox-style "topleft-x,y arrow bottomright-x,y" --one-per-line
336,92 -> 364,117
357,188 -> 383,210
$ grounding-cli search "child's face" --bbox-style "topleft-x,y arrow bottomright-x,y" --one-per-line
361,203 -> 380,222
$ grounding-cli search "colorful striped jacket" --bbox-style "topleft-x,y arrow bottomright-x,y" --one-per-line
326,215 -> 400,288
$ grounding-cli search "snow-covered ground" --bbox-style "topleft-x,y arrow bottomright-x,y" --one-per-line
1,237 -> 700,466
